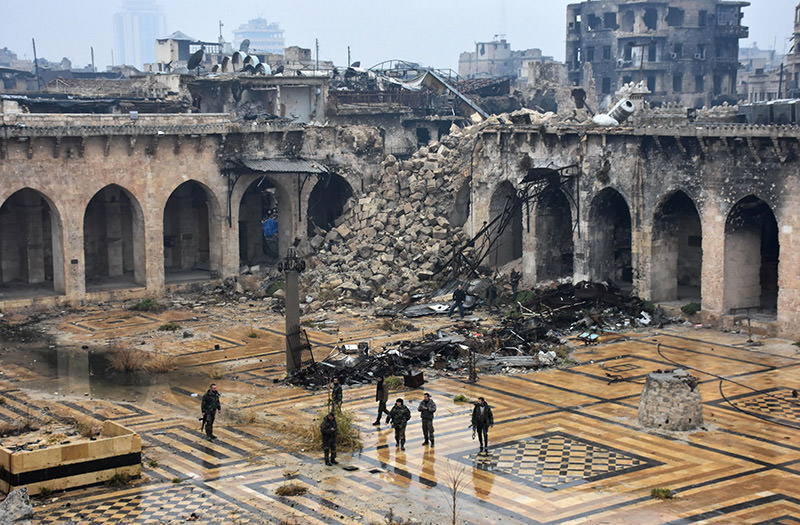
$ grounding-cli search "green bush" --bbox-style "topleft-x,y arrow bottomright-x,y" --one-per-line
641,300 -> 656,314
265,280 -> 285,297
129,299 -> 164,312
681,302 -> 701,316
106,473 -> 132,487
158,322 -> 181,332
651,487 -> 673,500
38,487 -> 53,497
453,394 -> 472,403
383,376 -> 404,390
515,290 -> 536,306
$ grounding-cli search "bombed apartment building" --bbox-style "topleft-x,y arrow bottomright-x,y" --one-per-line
566,0 -> 748,108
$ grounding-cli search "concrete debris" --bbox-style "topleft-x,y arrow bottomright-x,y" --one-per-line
0,488 -> 34,524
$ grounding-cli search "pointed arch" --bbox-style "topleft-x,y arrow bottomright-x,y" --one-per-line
83,184 -> 145,289
0,188 -> 65,297
588,188 -> 632,285
651,190 -> 702,302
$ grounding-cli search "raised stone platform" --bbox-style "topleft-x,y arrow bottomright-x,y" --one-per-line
638,368 -> 703,431
0,421 -> 141,496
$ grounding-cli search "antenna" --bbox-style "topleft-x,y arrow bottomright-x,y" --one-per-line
91,46 -> 95,72
31,37 -> 41,90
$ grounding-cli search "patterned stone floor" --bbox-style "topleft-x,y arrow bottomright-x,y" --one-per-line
1,308 -> 798,523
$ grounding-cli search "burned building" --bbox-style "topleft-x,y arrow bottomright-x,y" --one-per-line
458,38 -> 554,80
566,0 -> 748,108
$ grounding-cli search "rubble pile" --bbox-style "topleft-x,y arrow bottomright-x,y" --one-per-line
300,111 -> 560,306
287,336 -> 463,388
288,281 -> 669,388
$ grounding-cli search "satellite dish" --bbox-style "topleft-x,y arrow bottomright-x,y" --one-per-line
221,56 -> 230,72
243,55 -> 252,66
254,62 -> 267,75
187,48 -> 204,71
239,39 -> 250,53
211,64 -> 219,73
351,61 -> 361,67
274,65 -> 284,75
242,64 -> 255,73
232,51 -> 241,72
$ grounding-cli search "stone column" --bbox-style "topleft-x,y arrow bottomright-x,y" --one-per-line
177,195 -> 196,270
104,197 -> 124,277
21,193 -> 45,284
700,207 -> 725,316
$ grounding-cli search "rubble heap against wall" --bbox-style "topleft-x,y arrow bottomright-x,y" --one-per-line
300,109 -> 559,307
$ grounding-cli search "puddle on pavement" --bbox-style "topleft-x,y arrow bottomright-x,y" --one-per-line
0,343 -> 206,403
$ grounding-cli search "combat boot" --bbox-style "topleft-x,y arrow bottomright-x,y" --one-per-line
324,450 -> 331,466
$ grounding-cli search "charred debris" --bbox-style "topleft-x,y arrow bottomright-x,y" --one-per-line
286,280 -> 670,389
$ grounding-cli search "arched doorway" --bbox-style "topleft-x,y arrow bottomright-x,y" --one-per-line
448,178 -> 471,227
489,181 -> 522,268
651,191 -> 702,302
83,185 -> 145,290
0,188 -> 64,297
724,196 -> 779,314
535,188 -> 574,281
307,173 -> 353,236
589,188 -> 632,286
163,181 -> 215,282
239,177 -> 280,267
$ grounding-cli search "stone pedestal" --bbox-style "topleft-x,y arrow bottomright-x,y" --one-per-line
638,368 -> 703,431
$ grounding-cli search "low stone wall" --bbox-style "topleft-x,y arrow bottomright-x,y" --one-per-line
0,421 -> 141,495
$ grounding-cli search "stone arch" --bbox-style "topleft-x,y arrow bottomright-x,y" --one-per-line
535,188 -> 574,281
723,195 -> 779,314
233,173 -> 294,264
448,178 -> 471,228
163,180 -> 221,282
588,187 -> 632,285
651,190 -> 702,302
83,184 -> 145,290
307,173 -> 354,236
0,188 -> 65,296
239,177 -> 281,267
488,181 -> 522,268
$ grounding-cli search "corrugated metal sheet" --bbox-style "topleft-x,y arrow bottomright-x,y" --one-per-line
240,158 -> 327,173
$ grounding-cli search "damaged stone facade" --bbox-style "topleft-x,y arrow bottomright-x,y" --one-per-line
566,0 -> 749,108
2,100 -> 800,338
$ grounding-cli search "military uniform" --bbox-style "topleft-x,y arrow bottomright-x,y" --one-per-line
331,382 -> 343,410
471,401 -> 494,452
388,402 -> 411,450
417,396 -> 437,446
320,414 -> 338,465
201,388 -> 221,439
373,378 -> 390,424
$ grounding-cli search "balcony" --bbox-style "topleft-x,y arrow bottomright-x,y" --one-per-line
715,25 -> 749,38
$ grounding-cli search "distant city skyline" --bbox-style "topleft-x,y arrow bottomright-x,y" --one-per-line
0,0 -> 795,71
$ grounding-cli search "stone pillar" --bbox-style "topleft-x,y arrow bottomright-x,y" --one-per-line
104,198 -> 124,277
285,267 -> 301,373
700,208 -> 725,316
177,196 -> 196,270
21,194 -> 45,284
724,228 -> 761,311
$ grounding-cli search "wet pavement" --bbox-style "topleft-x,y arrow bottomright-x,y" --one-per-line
0,304 -> 798,523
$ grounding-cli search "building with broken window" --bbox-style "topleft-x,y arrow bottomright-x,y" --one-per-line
233,18 -> 285,55
458,38 -> 554,80
566,0 -> 748,108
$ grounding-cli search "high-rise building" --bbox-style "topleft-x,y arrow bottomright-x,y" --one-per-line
233,18 -> 285,54
566,0 -> 749,108
113,0 -> 167,68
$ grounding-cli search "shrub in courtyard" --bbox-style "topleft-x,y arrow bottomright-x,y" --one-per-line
681,302 -> 701,316
651,487 -> 673,500
129,299 -> 165,312
158,322 -> 181,331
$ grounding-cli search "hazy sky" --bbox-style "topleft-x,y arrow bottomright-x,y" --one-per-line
0,0 -> 794,71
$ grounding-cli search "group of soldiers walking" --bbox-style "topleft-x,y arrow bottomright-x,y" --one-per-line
200,378 -> 495,466
320,375 -> 495,465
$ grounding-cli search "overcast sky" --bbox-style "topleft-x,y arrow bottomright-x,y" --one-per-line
0,0 -> 794,70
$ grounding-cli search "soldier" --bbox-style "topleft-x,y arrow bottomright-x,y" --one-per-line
417,392 -> 437,447
201,383 -> 221,440
320,412 -> 338,466
387,398 -> 411,450
471,397 -> 494,453
373,375 -> 391,425
331,377 -> 343,411
448,284 -> 467,318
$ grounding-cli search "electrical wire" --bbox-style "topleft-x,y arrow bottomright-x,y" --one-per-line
655,342 -> 800,430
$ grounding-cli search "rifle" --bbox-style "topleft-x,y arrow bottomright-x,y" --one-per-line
199,413 -> 207,432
